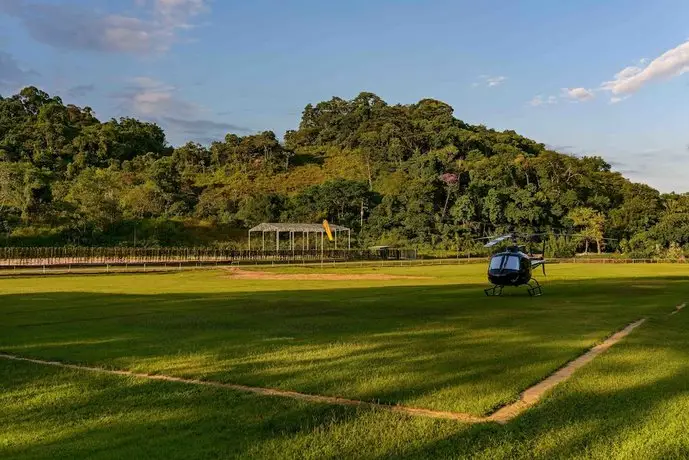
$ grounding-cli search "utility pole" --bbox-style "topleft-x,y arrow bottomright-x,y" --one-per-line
360,199 -> 364,228
360,198 -> 369,230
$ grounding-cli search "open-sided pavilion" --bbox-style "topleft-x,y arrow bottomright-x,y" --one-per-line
248,223 -> 352,251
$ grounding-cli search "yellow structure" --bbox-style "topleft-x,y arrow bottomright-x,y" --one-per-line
322,220 -> 334,241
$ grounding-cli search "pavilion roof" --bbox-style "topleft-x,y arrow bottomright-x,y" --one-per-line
248,223 -> 350,233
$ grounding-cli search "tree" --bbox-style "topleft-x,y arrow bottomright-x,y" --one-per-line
120,181 -> 167,219
0,85 -> 680,253
439,172 -> 459,222
63,167 -> 123,234
567,207 -> 605,253
286,179 -> 371,229
236,194 -> 285,227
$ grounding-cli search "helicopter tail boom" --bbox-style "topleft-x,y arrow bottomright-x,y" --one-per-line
531,259 -> 546,276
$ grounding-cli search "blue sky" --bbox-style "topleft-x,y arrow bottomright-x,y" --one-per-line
1,0 -> 689,192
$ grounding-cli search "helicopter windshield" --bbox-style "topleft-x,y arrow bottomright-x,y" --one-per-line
489,255 -> 520,271
504,256 -> 520,270
489,256 -> 504,270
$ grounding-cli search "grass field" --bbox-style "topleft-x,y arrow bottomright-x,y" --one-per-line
2,264 -> 689,459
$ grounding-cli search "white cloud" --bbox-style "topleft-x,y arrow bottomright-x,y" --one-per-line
529,88 -> 593,107
137,0 -> 208,29
487,76 -> 507,87
529,94 -> 557,106
561,87 -> 595,102
114,77 -> 197,117
474,75 -> 507,88
601,39 -> 689,96
130,76 -> 168,90
529,95 -> 544,107
111,75 -> 249,144
545,41 -> 689,106
0,0 -> 209,55
156,0 -> 207,26
609,95 -> 630,104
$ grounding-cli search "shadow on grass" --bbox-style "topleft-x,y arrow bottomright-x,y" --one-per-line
1,359 -> 365,460
2,276 -> 689,458
7,320 -> 689,460
2,275 -> 689,413
393,313 -> 689,459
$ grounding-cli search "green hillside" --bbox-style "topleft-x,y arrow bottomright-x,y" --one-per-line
0,87 -> 686,256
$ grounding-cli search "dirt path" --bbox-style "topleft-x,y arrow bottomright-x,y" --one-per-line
223,267 -> 432,281
0,353 -> 480,422
670,303 -> 686,315
0,318 -> 647,425
486,318 -> 646,423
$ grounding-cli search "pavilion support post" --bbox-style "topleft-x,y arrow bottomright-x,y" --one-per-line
262,231 -> 265,252
348,229 -> 351,250
321,231 -> 324,258
276,231 -> 279,251
248,231 -> 251,251
335,229 -> 338,249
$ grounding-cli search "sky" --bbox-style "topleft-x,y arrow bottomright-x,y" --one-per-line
1,0 -> 688,193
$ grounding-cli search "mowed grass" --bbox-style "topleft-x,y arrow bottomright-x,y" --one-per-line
2,264 -> 685,414
2,264 -> 689,459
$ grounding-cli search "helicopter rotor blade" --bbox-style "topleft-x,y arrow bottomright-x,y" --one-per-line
484,234 -> 513,248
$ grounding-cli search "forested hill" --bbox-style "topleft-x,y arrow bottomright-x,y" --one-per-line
0,86 -> 686,257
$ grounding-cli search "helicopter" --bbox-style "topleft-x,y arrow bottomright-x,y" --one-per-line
477,231 -> 618,296
478,232 -> 548,297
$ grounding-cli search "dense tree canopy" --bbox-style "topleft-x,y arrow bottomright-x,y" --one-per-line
0,86 -> 685,256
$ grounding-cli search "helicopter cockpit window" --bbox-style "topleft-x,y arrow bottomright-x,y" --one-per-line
504,256 -> 520,271
489,256 -> 504,270
489,255 -> 520,271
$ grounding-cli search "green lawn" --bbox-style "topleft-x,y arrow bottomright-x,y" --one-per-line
2,264 -> 689,459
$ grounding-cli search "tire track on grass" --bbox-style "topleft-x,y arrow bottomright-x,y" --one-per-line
0,318 -> 648,425
486,318 -> 646,423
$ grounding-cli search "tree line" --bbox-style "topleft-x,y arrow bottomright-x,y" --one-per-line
0,86 -> 686,257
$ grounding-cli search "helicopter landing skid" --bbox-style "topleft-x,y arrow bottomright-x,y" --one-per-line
484,285 -> 504,296
527,278 -> 542,297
